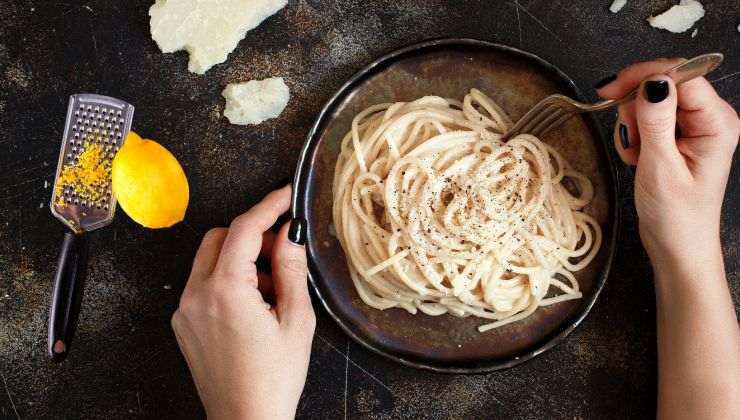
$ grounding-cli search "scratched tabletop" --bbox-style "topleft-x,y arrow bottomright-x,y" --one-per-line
1,1 -> 738,419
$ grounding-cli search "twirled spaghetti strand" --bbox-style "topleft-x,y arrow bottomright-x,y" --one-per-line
332,89 -> 602,331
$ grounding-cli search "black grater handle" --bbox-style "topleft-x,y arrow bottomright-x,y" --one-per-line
48,231 -> 90,362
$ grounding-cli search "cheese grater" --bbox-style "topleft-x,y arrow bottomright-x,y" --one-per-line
48,94 -> 134,362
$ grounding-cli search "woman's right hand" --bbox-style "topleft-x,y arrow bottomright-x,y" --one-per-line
596,59 -> 739,260
598,60 -> 740,420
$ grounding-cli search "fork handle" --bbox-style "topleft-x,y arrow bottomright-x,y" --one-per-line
48,231 -> 90,362
589,53 -> 723,112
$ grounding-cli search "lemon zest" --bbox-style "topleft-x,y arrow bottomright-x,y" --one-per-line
55,143 -> 110,207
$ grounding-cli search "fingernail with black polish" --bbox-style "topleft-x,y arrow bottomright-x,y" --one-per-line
288,218 -> 306,245
644,80 -> 669,103
619,124 -> 630,149
594,74 -> 617,89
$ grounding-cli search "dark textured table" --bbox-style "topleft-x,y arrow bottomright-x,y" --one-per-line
1,1 -> 738,419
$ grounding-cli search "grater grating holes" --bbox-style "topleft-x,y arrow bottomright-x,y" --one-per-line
56,97 -> 134,219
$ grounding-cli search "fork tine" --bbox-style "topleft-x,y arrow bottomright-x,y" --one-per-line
518,102 -> 561,136
506,100 -> 551,138
529,107 -> 567,137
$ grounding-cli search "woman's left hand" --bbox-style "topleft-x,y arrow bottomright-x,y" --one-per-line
171,185 -> 315,420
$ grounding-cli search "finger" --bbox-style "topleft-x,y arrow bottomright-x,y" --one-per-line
260,230 -> 276,259
272,220 -> 314,330
676,77 -> 723,111
676,106 -> 740,172
214,185 -> 292,280
675,77 -> 728,138
635,75 -> 683,169
189,228 -> 228,281
613,115 -> 639,166
597,58 -> 685,99
617,101 -> 641,149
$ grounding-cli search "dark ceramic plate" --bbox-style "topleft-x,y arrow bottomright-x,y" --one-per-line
292,39 -> 619,373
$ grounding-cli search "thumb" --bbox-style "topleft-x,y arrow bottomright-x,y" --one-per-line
272,218 -> 314,330
635,75 -> 682,167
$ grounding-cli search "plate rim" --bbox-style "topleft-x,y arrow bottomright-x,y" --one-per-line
292,37 -> 621,373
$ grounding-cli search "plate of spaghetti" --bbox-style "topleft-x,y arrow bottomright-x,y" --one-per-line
292,39 -> 619,372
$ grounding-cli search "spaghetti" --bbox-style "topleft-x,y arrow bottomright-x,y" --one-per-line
332,89 -> 602,331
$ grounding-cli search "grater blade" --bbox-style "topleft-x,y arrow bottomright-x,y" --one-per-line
50,94 -> 135,234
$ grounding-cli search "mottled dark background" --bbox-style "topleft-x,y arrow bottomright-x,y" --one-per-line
0,1 -> 738,419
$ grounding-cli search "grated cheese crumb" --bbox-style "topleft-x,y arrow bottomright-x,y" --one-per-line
609,0 -> 627,13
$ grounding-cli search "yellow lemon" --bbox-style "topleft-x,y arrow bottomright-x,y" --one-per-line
112,132 -> 189,228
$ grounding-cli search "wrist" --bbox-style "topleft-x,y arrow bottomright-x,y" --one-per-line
208,399 -> 296,420
647,235 -> 725,287
640,222 -> 721,266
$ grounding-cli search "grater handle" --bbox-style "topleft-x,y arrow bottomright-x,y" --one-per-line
48,232 -> 90,362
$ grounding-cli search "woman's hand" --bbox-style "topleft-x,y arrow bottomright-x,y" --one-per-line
597,60 -> 740,420
171,185 -> 315,420
597,59 -> 739,259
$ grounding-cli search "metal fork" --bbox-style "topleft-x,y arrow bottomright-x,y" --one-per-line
501,53 -> 724,140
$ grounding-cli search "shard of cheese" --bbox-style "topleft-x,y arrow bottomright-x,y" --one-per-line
149,0 -> 288,74
222,77 -> 290,126
647,0 -> 704,34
